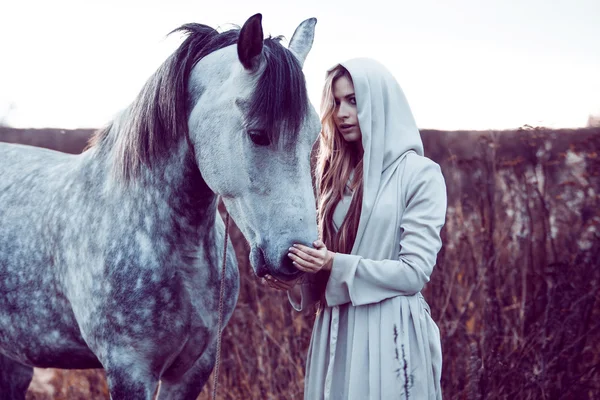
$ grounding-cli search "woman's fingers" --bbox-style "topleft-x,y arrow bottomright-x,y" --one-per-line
289,247 -> 320,265
292,244 -> 321,258
288,253 -> 319,272
272,281 -> 291,290
293,263 -> 314,273
264,275 -> 294,291
263,275 -> 300,290
288,242 -> 330,273
263,276 -> 277,288
290,245 -> 327,262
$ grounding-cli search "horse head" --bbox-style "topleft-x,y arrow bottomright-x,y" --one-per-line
188,14 -> 319,280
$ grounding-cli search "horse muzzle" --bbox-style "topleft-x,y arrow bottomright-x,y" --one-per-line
249,244 -> 304,280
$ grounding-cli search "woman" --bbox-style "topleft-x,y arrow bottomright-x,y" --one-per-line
265,58 -> 447,399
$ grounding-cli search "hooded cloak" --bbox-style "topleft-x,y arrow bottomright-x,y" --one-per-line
291,58 -> 447,400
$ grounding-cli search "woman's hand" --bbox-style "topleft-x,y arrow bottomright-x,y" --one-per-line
288,240 -> 335,274
263,275 -> 300,291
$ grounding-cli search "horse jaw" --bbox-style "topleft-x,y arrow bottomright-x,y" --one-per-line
288,17 -> 317,67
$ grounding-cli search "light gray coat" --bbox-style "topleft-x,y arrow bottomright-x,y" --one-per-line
290,58 -> 447,400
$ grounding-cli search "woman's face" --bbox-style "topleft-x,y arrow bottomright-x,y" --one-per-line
333,75 -> 362,143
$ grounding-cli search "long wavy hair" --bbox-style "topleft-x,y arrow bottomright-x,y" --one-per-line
315,65 -> 364,255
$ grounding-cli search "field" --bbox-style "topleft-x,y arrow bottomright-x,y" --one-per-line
1,126 -> 598,399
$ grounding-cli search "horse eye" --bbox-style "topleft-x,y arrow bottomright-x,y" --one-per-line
248,130 -> 270,147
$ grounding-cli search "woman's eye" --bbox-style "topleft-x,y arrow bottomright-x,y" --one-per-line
349,97 -> 356,105
248,130 -> 270,146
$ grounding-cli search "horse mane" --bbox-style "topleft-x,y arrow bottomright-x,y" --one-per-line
87,23 -> 309,181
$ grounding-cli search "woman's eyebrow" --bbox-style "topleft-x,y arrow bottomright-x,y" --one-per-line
334,93 -> 355,100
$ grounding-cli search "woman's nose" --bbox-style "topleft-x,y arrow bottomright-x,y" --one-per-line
336,103 -> 349,119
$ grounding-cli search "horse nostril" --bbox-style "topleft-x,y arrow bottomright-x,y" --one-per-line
250,245 -> 269,277
256,248 -> 268,277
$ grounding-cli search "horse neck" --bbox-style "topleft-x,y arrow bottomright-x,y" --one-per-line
148,141 -> 218,230
90,122 -> 219,238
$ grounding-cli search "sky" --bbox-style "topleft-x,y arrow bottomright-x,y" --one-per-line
0,0 -> 598,131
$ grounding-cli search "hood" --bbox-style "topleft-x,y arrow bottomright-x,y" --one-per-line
337,57 -> 423,252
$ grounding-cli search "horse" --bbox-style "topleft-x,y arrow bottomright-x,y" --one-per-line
0,13 -> 319,399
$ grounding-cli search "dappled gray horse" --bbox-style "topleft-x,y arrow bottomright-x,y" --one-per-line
0,14 -> 318,399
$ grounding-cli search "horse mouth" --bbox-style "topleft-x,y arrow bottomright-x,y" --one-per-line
249,245 -> 302,280
255,263 -> 269,278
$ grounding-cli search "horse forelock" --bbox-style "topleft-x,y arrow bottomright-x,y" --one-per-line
250,37 -> 309,149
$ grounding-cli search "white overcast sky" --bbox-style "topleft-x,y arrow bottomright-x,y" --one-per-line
0,0 -> 598,130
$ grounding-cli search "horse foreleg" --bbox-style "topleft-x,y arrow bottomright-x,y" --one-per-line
0,353 -> 33,400
157,344 -> 216,400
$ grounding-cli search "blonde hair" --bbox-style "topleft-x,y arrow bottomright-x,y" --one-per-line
315,65 -> 364,255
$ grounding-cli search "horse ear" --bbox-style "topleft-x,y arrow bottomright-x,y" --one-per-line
288,18 -> 317,67
237,13 -> 264,71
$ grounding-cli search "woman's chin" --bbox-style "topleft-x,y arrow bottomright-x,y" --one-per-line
342,133 -> 361,142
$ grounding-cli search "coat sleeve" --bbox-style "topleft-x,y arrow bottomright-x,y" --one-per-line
325,159 -> 447,307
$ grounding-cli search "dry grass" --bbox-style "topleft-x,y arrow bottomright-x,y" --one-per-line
1,126 -> 598,399
423,126 -> 600,399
